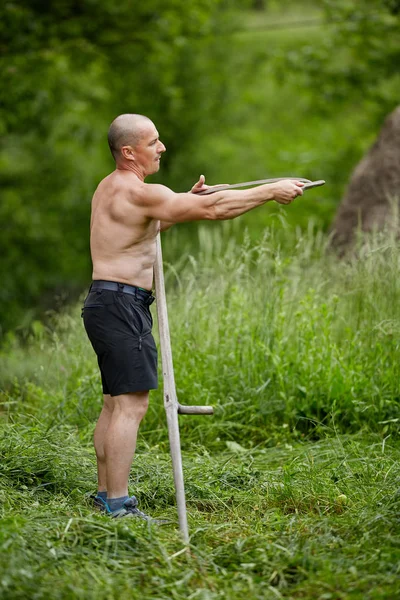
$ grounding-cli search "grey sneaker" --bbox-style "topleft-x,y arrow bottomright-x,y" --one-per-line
110,495 -> 151,520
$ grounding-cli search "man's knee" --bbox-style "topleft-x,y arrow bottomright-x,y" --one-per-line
133,392 -> 149,419
113,391 -> 149,421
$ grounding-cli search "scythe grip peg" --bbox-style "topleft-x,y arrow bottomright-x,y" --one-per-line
178,404 -> 214,415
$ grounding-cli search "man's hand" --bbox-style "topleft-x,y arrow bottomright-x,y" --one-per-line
189,174 -> 209,194
272,180 -> 304,205
190,174 -> 231,195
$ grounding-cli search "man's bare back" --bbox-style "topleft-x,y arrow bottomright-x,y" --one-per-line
91,170 -> 159,291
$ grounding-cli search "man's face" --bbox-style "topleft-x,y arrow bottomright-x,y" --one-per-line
132,122 -> 166,176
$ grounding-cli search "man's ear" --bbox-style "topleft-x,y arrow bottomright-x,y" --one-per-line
121,145 -> 135,161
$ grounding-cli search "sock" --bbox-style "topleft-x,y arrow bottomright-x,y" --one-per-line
97,491 -> 107,501
107,496 -> 129,512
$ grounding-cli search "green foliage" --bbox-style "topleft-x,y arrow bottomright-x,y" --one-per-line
0,0 -> 244,334
175,1 -> 399,250
276,0 -> 400,116
1,0 -> 399,341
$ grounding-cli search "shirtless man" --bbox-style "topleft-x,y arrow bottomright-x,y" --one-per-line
82,113 -> 304,518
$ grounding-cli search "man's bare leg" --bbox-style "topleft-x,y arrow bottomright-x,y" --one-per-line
93,394 -> 114,493
104,391 -> 149,499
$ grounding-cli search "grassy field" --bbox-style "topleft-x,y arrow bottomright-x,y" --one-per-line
2,3 -> 399,598
1,222 -> 399,599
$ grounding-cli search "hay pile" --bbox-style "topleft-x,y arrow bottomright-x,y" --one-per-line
331,106 -> 400,251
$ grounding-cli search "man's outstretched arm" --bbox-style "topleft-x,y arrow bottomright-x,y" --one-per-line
135,179 -> 304,224
159,175 -> 223,231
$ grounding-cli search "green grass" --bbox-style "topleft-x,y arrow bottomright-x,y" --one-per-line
1,222 -> 400,598
0,427 -> 399,599
3,217 -> 399,439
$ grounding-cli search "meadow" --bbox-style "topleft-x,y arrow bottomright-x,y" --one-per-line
1,3 -> 399,598
1,220 -> 399,599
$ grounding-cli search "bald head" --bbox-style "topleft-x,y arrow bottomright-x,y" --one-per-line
108,114 -> 153,161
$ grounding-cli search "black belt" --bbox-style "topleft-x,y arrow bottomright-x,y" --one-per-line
90,280 -> 155,305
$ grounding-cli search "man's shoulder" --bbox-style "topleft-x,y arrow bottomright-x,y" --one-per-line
96,171 -> 145,200
95,172 -> 175,211
132,181 -> 175,208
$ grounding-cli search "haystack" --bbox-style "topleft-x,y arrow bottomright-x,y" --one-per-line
330,106 -> 400,251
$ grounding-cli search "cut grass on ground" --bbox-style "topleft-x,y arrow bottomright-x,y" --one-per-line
0,426 -> 399,600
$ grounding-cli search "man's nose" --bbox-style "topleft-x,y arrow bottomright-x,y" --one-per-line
159,141 -> 166,152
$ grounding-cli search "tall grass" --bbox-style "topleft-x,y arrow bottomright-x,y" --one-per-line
1,219 -> 399,442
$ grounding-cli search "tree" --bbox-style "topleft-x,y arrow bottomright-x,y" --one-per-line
0,0 -> 244,335
276,0 -> 400,120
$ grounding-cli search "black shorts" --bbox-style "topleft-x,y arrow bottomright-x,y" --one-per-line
82,284 -> 158,396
